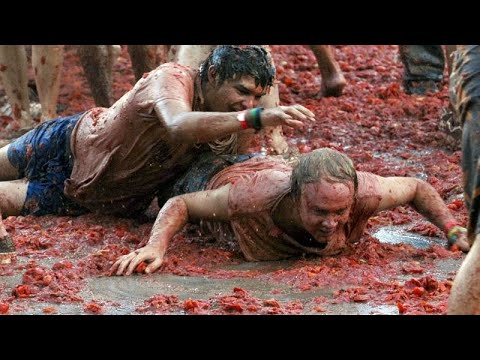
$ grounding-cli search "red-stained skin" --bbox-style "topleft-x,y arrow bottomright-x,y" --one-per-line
0,45 -> 466,314
298,181 -> 354,243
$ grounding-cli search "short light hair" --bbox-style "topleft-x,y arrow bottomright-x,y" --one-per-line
291,148 -> 358,199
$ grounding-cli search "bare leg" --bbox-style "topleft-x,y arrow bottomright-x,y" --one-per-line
0,145 -> 20,180
309,45 -> 346,97
77,45 -> 115,107
0,145 -> 27,263
157,45 -> 171,65
168,45 -> 214,68
0,145 -> 27,211
0,213 -> 16,264
0,180 -> 27,215
257,83 -> 289,155
0,180 -> 28,263
128,45 -> 159,81
0,45 -> 33,127
448,235 -> 480,314
32,45 -> 64,121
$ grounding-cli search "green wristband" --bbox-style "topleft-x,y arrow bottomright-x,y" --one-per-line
447,225 -> 467,245
247,107 -> 263,131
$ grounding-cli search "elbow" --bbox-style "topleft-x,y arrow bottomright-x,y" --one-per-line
162,196 -> 190,221
165,114 -> 199,145
415,178 -> 434,194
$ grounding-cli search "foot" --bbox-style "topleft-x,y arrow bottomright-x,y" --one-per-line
403,79 -> 441,95
320,73 -> 346,97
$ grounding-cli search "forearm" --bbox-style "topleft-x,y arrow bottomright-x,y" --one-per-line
411,180 -> 455,231
168,111 -> 248,144
377,175 -> 468,250
147,197 -> 190,255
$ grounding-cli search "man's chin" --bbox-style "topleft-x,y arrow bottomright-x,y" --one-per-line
311,234 -> 331,244
316,230 -> 336,238
309,236 -> 328,249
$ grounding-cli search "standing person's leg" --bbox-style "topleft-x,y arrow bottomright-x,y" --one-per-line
309,45 -> 346,97
168,45 -> 214,68
128,45 -> 166,81
255,83 -> 290,155
399,45 -> 445,95
32,45 -> 65,121
257,46 -> 288,155
447,46 -> 480,313
0,45 -> 33,128
449,107 -> 480,314
77,45 -> 120,107
448,233 -> 480,314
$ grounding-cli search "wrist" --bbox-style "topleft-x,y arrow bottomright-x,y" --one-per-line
444,221 -> 467,245
236,110 -> 250,129
245,107 -> 264,131
444,221 -> 458,233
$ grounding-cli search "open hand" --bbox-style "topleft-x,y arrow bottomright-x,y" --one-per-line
261,104 -> 315,130
110,245 -> 164,276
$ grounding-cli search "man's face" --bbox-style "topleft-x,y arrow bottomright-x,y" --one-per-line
206,74 -> 269,112
298,180 -> 354,243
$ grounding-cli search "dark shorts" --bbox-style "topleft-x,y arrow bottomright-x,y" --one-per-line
7,113 -> 89,216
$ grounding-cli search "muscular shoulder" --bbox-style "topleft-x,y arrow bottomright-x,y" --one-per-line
153,62 -> 197,79
354,172 -> 382,212
134,63 -> 198,107
228,168 -> 291,216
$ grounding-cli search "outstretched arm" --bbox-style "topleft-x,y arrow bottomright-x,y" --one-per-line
155,99 -> 314,145
375,176 -> 469,252
111,184 -> 231,276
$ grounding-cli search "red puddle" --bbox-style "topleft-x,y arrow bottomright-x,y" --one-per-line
0,45 -> 465,315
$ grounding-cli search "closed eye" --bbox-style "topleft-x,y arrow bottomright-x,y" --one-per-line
313,208 -> 328,216
313,208 -> 346,216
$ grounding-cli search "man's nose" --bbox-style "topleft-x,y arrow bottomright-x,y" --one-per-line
242,97 -> 257,109
321,217 -> 337,228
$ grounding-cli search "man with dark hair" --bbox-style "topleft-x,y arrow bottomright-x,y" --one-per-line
0,45 -> 314,263
112,148 -> 469,276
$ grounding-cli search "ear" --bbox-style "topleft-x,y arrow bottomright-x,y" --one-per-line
207,65 -> 217,84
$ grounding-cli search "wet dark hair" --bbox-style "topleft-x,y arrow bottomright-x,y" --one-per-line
291,148 -> 358,199
199,45 -> 275,89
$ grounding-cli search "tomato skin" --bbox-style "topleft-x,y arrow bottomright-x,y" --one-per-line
298,144 -> 312,153
135,262 -> 147,273
0,303 -> 9,314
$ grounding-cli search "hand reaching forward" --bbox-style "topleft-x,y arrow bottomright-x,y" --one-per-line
261,104 -> 315,130
447,226 -> 470,252
110,245 -> 164,276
